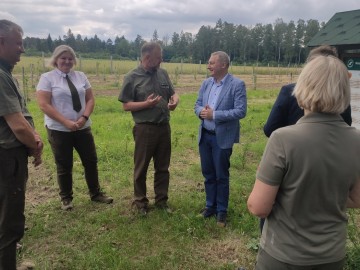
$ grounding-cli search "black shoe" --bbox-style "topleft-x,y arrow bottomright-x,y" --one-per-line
91,192 -> 113,204
200,208 -> 216,218
217,212 -> 227,227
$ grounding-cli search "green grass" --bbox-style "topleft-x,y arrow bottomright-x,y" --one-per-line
20,89 -> 359,269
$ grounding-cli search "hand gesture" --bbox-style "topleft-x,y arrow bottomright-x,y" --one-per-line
146,93 -> 162,108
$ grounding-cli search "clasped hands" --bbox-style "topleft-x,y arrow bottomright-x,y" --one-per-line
66,116 -> 88,132
200,105 -> 213,120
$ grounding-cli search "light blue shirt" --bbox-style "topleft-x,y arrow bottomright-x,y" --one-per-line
203,74 -> 228,131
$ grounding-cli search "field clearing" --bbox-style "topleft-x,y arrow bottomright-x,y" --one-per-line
15,56 -> 300,98
13,58 -> 359,269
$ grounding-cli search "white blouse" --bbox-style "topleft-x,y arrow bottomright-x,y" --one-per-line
36,68 -> 92,131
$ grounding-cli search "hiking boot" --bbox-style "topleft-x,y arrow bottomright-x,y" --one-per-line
91,192 -> 113,204
61,199 -> 73,211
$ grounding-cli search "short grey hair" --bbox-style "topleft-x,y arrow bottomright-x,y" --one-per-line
49,45 -> 77,68
0,20 -> 23,36
294,55 -> 350,114
211,51 -> 230,67
141,42 -> 162,59
306,45 -> 338,63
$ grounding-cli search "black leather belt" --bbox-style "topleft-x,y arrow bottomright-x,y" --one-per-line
202,128 -> 216,135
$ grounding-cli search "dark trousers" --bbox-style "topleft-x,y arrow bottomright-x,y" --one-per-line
256,247 -> 345,270
132,123 -> 171,208
0,146 -> 28,270
199,130 -> 232,214
46,127 -> 100,200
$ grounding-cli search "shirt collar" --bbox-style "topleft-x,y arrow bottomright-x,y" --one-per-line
55,68 -> 73,78
139,65 -> 157,75
211,73 -> 229,86
297,112 -> 344,124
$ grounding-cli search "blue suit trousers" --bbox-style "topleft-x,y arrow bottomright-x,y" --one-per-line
199,131 -> 232,214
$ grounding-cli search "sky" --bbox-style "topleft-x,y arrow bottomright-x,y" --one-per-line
1,0 -> 359,42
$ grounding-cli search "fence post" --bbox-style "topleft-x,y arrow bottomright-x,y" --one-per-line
22,67 -> 28,101
30,63 -> 34,88
252,66 -> 257,90
42,52 -> 45,72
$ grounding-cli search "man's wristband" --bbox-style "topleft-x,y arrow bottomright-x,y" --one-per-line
81,115 -> 89,120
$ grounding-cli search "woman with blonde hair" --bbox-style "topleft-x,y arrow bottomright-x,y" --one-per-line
248,54 -> 360,269
37,45 -> 113,210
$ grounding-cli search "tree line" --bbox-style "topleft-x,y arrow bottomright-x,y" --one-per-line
23,18 -> 323,66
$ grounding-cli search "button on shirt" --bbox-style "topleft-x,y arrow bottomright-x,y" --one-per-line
203,74 -> 228,131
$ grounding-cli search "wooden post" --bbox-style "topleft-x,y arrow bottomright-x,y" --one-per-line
30,63 -> 34,88
42,52 -> 45,72
22,67 -> 27,101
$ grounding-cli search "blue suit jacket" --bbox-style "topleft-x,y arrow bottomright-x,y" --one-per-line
194,74 -> 247,149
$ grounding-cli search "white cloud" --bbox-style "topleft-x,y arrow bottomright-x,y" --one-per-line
0,0 -> 359,41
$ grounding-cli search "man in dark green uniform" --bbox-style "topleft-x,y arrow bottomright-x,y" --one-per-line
0,20 -> 43,270
119,42 -> 179,215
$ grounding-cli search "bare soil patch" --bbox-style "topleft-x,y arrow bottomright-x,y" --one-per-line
26,163 -> 57,208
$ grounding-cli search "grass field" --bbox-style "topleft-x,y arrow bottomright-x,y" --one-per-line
13,59 -> 360,269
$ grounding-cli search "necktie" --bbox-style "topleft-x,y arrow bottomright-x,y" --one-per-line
65,74 -> 82,112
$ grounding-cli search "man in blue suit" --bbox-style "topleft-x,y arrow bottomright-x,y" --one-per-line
194,51 -> 247,227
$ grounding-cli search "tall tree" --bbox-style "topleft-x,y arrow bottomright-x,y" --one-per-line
46,34 -> 54,52
250,23 -> 265,64
115,35 -> 130,57
262,24 -> 275,63
193,25 -> 213,62
234,24 -> 250,63
294,19 -> 306,64
273,18 -> 287,64
64,29 -> 76,49
283,20 -> 296,64
152,29 -> 159,42
304,19 -> 321,51
132,35 -> 145,58
222,22 -> 236,60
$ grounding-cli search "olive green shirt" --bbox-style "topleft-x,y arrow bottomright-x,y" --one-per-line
119,66 -> 175,124
257,112 -> 360,265
0,59 -> 34,149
